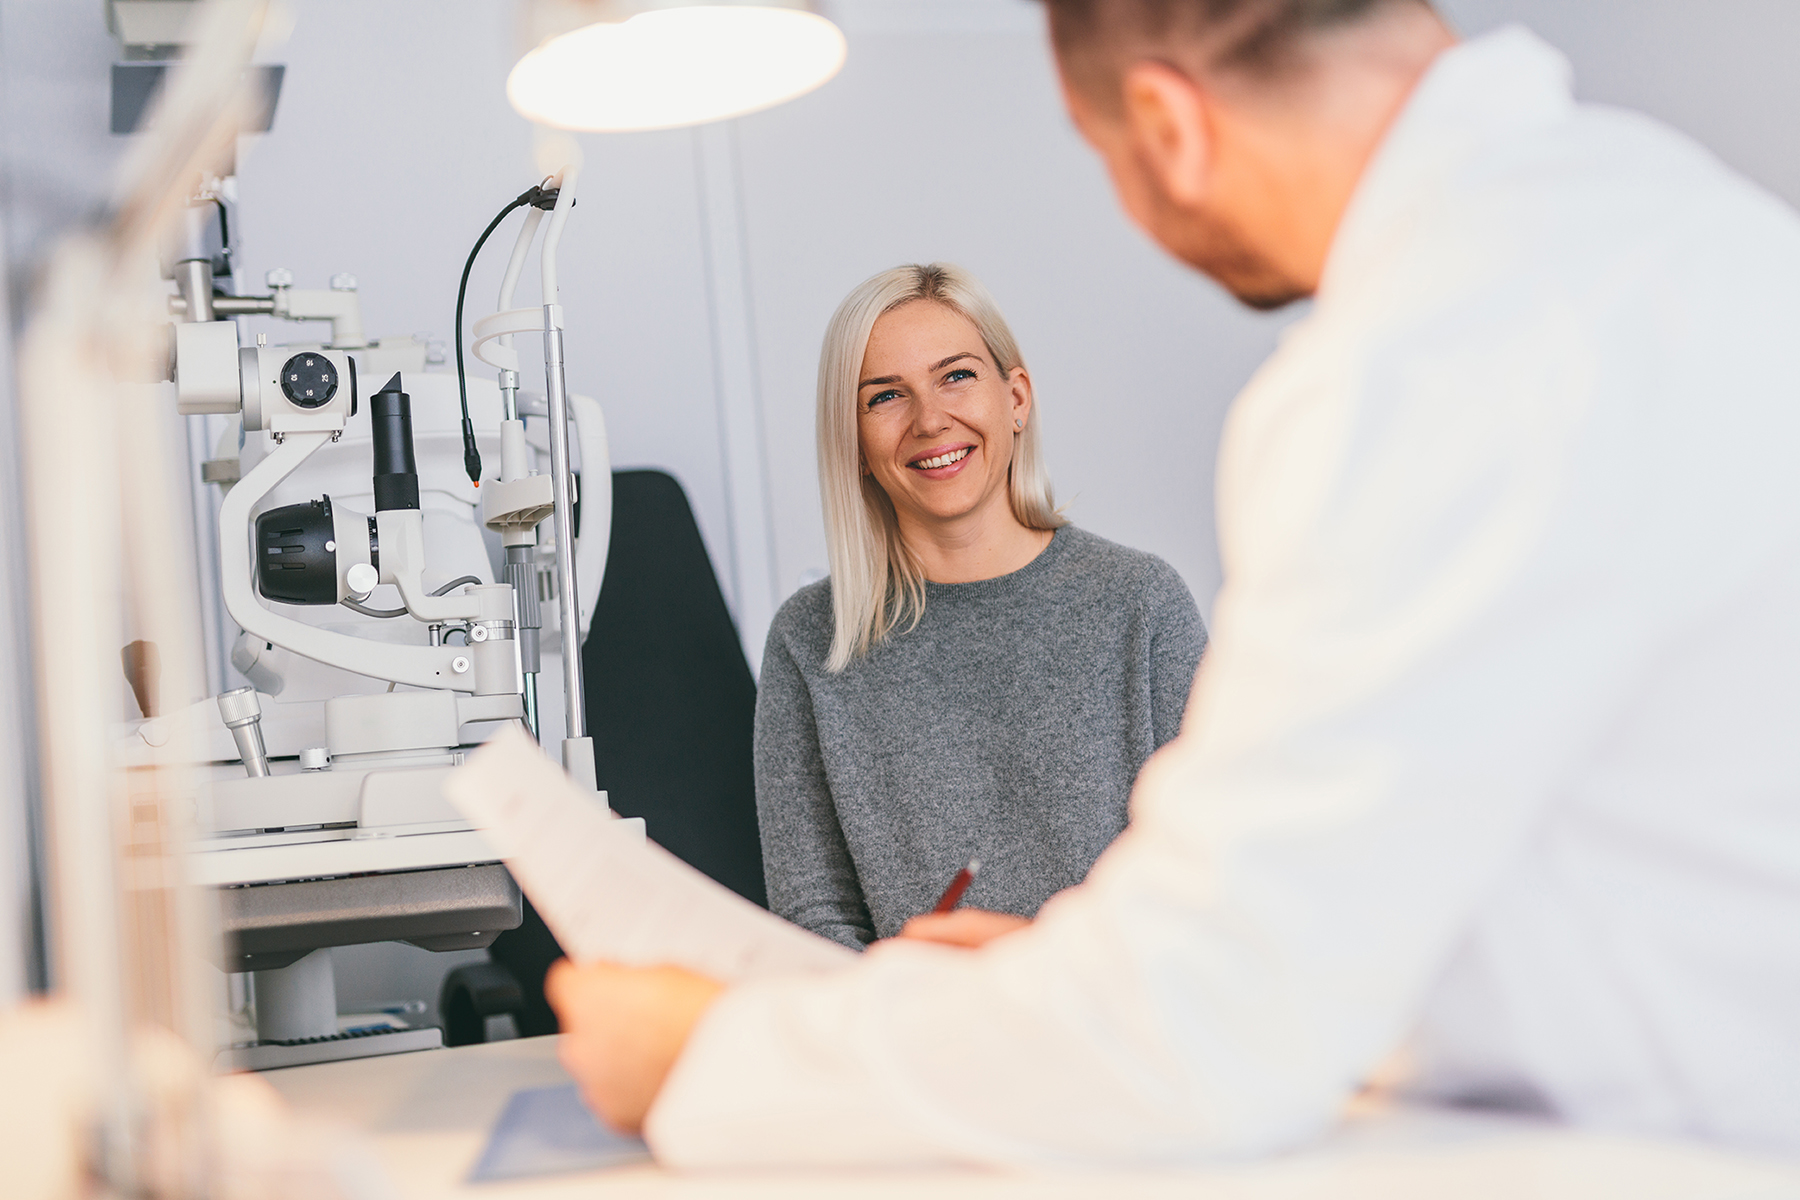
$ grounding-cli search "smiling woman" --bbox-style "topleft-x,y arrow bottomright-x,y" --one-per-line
819,264 -> 1066,670
753,263 -> 1209,947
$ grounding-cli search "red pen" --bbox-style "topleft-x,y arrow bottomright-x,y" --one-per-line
931,858 -> 982,914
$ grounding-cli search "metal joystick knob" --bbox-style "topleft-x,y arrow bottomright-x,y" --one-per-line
345,562 -> 379,601
217,686 -> 271,779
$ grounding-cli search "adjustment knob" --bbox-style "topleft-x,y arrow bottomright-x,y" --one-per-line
279,352 -> 339,408
345,562 -> 379,599
264,267 -> 293,289
330,272 -> 358,291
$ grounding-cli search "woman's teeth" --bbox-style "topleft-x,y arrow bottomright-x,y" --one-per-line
913,447 -> 972,470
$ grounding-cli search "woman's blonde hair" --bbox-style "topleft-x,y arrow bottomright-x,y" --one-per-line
817,262 -> 1065,671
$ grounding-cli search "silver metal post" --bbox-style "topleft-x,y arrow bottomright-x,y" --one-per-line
216,686 -> 270,778
504,542 -> 542,742
522,674 -> 540,741
542,306 -> 585,742
175,258 -> 215,323
499,367 -> 520,422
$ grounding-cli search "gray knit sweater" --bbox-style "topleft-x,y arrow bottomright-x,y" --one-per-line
754,525 -> 1207,949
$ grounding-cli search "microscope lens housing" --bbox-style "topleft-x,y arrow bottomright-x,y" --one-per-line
255,496 -> 339,604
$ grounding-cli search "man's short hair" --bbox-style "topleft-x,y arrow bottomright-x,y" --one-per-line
1043,0 -> 1432,90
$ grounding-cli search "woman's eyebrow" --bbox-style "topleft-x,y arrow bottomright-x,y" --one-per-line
858,352 -> 983,391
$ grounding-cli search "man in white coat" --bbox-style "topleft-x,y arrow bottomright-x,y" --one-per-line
546,0 -> 1800,1165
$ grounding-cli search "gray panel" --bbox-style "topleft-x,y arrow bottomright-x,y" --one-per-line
218,864 -> 520,972
110,62 -> 285,135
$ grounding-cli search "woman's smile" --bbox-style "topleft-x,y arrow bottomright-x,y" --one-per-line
908,443 -> 976,477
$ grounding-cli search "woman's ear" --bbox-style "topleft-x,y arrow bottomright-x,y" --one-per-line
1008,366 -> 1033,432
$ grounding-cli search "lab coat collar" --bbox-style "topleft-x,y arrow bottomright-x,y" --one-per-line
1318,26 -> 1576,302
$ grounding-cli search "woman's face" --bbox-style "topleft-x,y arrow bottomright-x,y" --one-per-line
856,301 -> 1032,536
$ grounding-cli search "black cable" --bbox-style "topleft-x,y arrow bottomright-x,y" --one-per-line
431,575 -> 486,597
340,574 -> 490,619
342,598 -> 405,619
454,182 -> 564,488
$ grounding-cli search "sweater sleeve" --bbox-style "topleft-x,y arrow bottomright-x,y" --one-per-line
753,623 -> 876,950
1146,563 -> 1208,749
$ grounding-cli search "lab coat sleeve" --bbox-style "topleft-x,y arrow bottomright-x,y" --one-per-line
647,288 -> 1766,1167
752,631 -> 876,949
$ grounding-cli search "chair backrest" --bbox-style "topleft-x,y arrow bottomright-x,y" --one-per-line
581,469 -> 767,906
483,469 -> 765,1037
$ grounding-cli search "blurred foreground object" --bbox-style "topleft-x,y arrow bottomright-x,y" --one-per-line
10,0 -> 389,1193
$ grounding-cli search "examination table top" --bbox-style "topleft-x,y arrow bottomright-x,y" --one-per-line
262,1036 -> 1800,1198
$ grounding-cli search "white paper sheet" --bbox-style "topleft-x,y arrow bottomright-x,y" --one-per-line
444,725 -> 855,981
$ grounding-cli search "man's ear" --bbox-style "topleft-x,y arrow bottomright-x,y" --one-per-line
1121,60 -> 1213,209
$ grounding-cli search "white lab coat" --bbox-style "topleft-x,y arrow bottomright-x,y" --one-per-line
646,28 -> 1800,1166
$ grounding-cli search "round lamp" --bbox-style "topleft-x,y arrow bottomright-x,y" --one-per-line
507,0 -> 847,132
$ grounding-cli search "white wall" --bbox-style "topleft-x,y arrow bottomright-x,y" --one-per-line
6,0 -> 1800,1007
220,0 -> 1293,676
746,1 -> 1287,624
1440,0 -> 1800,208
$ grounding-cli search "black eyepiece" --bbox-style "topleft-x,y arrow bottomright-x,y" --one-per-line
370,372 -> 420,512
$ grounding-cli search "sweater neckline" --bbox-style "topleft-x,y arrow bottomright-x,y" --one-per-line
920,525 -> 1073,601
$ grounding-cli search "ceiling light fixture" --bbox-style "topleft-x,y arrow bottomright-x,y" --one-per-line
507,1 -> 847,133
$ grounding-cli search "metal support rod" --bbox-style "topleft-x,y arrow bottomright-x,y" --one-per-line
522,673 -> 540,742
175,258 -> 215,323
499,368 -> 520,422
542,306 -> 585,741
504,543 -> 541,741
169,292 -> 274,317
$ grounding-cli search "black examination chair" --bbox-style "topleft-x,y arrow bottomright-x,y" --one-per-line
440,469 -> 766,1044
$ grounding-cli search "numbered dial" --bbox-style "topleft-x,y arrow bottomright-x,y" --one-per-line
279,353 -> 339,408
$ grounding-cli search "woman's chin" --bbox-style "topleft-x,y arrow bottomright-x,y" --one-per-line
895,489 -> 1007,533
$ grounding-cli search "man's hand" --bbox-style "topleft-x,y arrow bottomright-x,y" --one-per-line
897,907 -> 1030,948
544,959 -> 725,1134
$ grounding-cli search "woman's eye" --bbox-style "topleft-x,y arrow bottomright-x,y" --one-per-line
866,389 -> 901,408
944,368 -> 976,384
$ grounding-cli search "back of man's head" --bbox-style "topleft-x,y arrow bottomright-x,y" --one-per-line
1044,0 -> 1437,101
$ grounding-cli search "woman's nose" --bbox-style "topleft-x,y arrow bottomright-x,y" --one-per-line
911,394 -> 952,436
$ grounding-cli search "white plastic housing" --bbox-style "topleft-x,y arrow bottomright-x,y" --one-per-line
241,345 -> 355,433
174,319 -> 243,414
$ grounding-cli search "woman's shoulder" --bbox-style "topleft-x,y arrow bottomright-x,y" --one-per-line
765,577 -> 837,660
1052,525 -> 1193,604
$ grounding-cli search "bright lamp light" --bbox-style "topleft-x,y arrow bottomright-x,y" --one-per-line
507,3 -> 847,133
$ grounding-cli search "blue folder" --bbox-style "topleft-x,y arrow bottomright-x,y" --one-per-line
468,1083 -> 653,1182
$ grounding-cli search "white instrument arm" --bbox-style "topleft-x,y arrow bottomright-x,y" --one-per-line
219,432 -> 498,693
570,392 -> 611,627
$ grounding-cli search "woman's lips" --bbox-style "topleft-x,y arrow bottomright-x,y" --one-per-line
908,444 -> 974,478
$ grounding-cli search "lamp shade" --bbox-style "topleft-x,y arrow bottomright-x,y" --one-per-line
507,2 -> 847,132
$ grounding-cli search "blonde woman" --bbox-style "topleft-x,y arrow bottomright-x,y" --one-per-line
755,263 -> 1206,949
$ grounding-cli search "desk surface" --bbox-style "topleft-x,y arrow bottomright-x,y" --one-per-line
263,1037 -> 1800,1199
